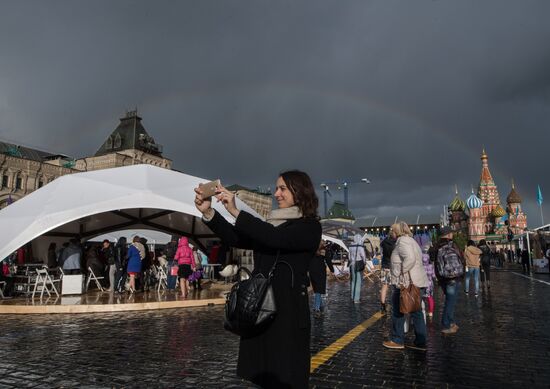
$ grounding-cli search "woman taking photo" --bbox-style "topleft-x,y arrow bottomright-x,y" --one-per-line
383,221 -> 429,350
194,170 -> 321,389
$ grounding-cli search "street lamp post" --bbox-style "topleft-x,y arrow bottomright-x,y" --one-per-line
320,178 -> 371,217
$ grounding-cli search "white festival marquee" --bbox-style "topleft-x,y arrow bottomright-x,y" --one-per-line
0,164 -> 261,259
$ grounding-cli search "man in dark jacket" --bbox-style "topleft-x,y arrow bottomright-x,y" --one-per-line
521,249 -> 531,275
114,237 -> 128,293
478,239 -> 491,289
101,240 -> 116,291
309,241 -> 334,315
379,232 -> 396,313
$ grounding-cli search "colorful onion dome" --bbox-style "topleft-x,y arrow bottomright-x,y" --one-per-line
491,205 -> 506,218
506,181 -> 522,204
467,193 -> 483,209
449,194 -> 466,212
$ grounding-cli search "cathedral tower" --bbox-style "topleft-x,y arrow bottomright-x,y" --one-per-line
467,190 -> 484,241
506,180 -> 528,234
477,149 -> 502,234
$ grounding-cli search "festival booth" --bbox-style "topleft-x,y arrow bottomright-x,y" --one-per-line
512,226 -> 550,274
531,225 -> 550,273
0,164 -> 260,309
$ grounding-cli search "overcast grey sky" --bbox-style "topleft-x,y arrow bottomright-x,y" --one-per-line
1,0 -> 549,224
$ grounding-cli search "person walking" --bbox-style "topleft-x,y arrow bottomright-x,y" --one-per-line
521,249 -> 531,275
195,170 -> 321,389
190,247 -> 203,291
383,222 -> 429,350
464,240 -> 482,297
101,239 -> 116,292
349,234 -> 366,304
380,232 -> 397,313
164,235 -> 179,290
127,236 -> 145,293
421,245 -> 436,319
478,239 -> 491,290
139,237 -> 151,292
435,226 -> 464,335
174,237 -> 194,298
114,237 -> 128,293
309,241 -> 334,315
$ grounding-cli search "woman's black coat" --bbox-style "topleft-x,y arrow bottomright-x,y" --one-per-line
206,210 -> 321,389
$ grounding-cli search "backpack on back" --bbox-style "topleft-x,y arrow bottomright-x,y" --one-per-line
436,241 -> 464,279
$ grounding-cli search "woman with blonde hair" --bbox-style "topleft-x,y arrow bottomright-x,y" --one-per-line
383,221 -> 429,350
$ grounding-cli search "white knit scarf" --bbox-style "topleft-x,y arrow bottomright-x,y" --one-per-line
266,206 -> 303,226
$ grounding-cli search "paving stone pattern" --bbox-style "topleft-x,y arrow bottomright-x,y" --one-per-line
0,267 -> 549,388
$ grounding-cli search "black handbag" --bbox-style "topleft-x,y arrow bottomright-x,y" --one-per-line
224,252 -> 293,337
351,245 -> 366,273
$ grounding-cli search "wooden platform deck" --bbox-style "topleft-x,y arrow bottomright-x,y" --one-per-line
0,281 -> 229,314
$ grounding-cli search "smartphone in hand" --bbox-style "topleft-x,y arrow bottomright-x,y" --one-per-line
199,179 -> 221,198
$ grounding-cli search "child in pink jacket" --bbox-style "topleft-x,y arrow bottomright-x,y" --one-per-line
422,245 -> 436,318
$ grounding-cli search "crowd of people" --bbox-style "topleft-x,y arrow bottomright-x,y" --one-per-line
0,235 -> 216,297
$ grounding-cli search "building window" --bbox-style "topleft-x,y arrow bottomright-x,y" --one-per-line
105,136 -> 113,150
2,175 -> 8,188
114,133 -> 122,149
16,177 -> 22,190
38,180 -> 43,188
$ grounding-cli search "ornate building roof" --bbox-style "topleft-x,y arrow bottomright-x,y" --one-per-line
506,181 -> 522,204
467,192 -> 483,209
94,110 -> 164,157
479,148 -> 494,185
449,193 -> 466,212
491,205 -> 506,218
0,141 -> 71,162
327,200 -> 355,221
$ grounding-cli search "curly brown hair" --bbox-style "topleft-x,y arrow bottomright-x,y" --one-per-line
279,170 -> 319,218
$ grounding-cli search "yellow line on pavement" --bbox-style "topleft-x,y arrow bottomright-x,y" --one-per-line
310,311 -> 384,373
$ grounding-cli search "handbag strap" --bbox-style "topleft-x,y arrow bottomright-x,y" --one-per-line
267,251 -> 295,288
398,260 -> 412,286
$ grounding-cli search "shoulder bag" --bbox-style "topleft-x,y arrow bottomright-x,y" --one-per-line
352,245 -> 366,273
399,270 -> 422,314
224,251 -> 293,337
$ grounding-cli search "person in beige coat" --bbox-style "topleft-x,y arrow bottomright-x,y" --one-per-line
383,221 -> 429,351
464,240 -> 482,296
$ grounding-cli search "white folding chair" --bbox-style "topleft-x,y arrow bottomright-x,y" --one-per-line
85,266 -> 105,292
32,267 -> 60,298
219,264 -> 238,283
156,265 -> 168,292
363,260 -> 380,283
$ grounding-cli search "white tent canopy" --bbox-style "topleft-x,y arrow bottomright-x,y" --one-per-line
0,164 -> 261,260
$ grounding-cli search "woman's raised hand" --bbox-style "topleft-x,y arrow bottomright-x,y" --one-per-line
215,185 -> 240,218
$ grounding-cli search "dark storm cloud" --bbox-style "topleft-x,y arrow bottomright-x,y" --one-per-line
1,0 -> 549,224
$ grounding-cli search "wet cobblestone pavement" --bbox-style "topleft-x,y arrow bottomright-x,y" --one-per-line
0,266 -> 549,388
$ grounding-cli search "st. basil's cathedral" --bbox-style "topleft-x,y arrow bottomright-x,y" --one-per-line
448,149 -> 528,242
